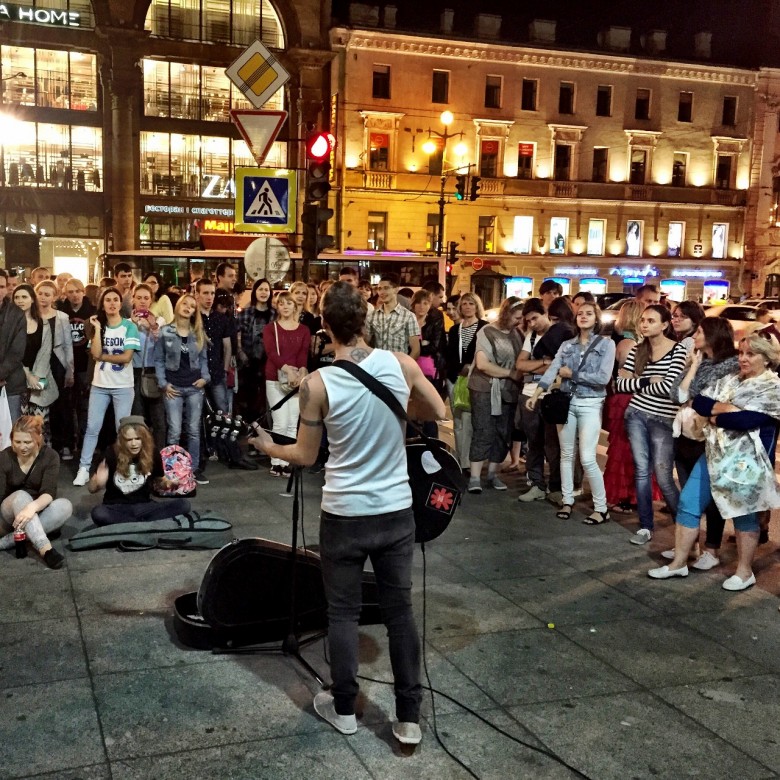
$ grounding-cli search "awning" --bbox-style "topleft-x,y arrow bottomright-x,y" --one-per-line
199,233 -> 259,252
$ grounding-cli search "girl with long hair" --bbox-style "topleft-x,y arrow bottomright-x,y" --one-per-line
14,284 -> 58,445
143,272 -> 174,323
0,416 -> 72,568
237,277 -> 276,420
615,304 -> 688,544
154,294 -> 210,482
411,289 -> 445,437
73,287 -> 140,486
670,300 -> 705,352
87,416 -> 190,525
290,281 -> 318,334
527,302 -> 616,524
262,290 -> 309,476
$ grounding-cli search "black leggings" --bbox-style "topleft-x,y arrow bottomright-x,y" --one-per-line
91,497 -> 191,526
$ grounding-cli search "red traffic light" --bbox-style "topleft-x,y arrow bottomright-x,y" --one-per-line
306,132 -> 335,161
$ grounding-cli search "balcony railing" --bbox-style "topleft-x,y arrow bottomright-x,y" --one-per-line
363,171 -> 395,189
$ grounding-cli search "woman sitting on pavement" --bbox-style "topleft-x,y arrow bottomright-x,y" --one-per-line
666,318 -> 738,571
649,332 -> 780,590
0,416 -> 72,568
466,297 -> 523,493
87,416 -> 190,525
526,301 -> 615,524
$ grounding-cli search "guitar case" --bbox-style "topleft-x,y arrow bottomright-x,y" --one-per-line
173,538 -> 381,650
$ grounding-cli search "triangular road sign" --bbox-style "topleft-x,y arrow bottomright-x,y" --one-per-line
231,109 -> 288,166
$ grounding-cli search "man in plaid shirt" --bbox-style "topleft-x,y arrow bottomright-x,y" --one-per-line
365,273 -> 420,358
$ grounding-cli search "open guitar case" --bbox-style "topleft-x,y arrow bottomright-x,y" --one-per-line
173,538 -> 381,650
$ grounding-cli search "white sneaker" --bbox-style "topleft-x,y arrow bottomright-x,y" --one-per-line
661,549 -> 675,560
72,467 -> 90,486
392,721 -> 422,745
692,551 -> 721,571
629,528 -> 652,545
313,691 -> 357,735
518,485 -> 546,502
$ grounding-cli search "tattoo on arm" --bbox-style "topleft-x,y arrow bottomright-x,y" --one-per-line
299,375 -> 311,409
350,347 -> 370,363
299,417 -> 323,427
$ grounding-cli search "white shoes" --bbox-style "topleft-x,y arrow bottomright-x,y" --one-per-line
392,721 -> 422,744
692,551 -> 721,571
722,573 -> 756,591
313,691 -> 357,735
648,564 -> 689,579
72,467 -> 90,486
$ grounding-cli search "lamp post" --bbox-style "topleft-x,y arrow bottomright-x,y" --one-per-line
422,111 -> 465,257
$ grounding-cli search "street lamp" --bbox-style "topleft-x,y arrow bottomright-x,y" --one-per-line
423,111 -> 464,257
1,71 -> 27,82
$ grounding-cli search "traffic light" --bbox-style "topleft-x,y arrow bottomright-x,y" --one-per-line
305,131 -> 335,202
470,176 -> 481,201
301,202 -> 335,263
455,174 -> 467,201
448,240 -> 459,264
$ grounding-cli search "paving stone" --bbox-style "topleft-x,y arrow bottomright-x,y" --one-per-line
0,568 -> 76,623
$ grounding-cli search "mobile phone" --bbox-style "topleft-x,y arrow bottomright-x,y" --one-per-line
135,309 -> 149,318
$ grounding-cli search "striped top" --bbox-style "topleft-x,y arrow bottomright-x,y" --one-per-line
615,342 -> 687,419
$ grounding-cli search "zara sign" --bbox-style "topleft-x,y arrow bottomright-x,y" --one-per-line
0,3 -> 80,26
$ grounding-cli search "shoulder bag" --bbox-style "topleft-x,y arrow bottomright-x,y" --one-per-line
539,337 -> 603,425
140,329 -> 161,400
333,359 -> 464,544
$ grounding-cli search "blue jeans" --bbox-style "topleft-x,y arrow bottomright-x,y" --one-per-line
319,507 -> 421,722
558,397 -> 606,511
624,407 -> 679,531
80,386 -> 135,468
677,454 -> 758,533
164,385 -> 204,467
210,381 -> 232,416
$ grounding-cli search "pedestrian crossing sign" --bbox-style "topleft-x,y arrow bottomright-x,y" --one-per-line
235,167 -> 297,233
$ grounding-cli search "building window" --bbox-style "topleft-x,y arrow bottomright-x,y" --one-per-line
479,140 -> 500,177
145,0 -> 284,47
432,70 -> 449,104
672,152 -> 687,187
478,216 -> 495,253
372,65 -> 390,99
0,46 -> 98,111
715,154 -> 733,189
517,142 -> 534,179
592,147 -> 608,182
521,79 -> 537,111
426,213 -> 438,251
554,143 -> 572,181
595,85 -> 612,117
485,75 -> 502,109
369,133 -> 389,170
722,96 -> 737,127
558,82 -> 574,114
630,148 -> 647,184
367,212 -> 387,250
635,88 -> 650,120
678,91 -> 693,122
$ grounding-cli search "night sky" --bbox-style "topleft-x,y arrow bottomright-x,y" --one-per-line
331,0 -> 768,67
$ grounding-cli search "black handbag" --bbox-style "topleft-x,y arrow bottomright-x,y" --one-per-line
539,337 -> 603,426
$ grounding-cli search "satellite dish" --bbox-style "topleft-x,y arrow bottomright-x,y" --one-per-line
244,237 -> 291,284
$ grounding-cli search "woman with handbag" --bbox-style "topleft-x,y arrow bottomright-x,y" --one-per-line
615,305 -> 688,545
130,284 -> 167,452
411,290 -> 445,437
14,284 -> 58,446
445,293 -> 486,469
262,291 -> 309,477
35,280 -> 74,459
154,294 -> 210,483
650,332 -> 780,590
526,302 -> 615,524
664,318 -> 738,569
467,297 -> 523,494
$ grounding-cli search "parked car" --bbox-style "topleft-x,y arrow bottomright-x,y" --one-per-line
596,292 -> 632,310
704,304 -> 779,342
742,298 -> 780,312
600,298 -> 634,334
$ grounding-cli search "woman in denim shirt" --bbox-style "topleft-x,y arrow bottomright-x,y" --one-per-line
526,302 -> 615,524
154,294 -> 210,481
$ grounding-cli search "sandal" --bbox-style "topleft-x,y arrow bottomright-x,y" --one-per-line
556,505 -> 573,519
609,502 -> 633,515
583,510 -> 611,525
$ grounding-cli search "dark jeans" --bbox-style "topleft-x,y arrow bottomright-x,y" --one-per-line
674,436 -> 725,549
519,401 -> 561,492
91,497 -> 191,526
319,507 -> 421,722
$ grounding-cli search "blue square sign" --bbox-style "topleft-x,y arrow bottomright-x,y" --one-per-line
235,167 -> 297,233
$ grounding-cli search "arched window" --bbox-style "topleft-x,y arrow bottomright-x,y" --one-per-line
145,0 -> 284,48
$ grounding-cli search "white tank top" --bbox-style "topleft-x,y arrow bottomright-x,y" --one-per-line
319,349 -> 412,516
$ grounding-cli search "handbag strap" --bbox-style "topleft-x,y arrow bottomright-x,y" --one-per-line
333,359 -> 425,439
570,336 -> 603,389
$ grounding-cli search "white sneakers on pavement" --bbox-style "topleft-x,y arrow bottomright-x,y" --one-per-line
313,692 -> 357,735
72,467 -> 90,486
629,529 -> 652,545
648,564 -> 689,579
722,573 -> 756,591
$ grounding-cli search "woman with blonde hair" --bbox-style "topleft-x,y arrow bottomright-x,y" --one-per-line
290,280 -> 318,334
154,294 -> 210,483
262,290 -> 309,476
0,416 -> 72,568
87,416 -> 190,525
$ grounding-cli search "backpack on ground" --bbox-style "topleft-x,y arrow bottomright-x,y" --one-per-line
156,445 -> 197,497
68,511 -> 233,552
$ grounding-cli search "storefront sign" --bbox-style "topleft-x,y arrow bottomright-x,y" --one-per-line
671,269 -> 724,279
0,3 -> 80,26
609,264 -> 659,278
143,204 -> 235,218
203,219 -> 234,233
554,267 -> 599,276
472,257 -> 483,271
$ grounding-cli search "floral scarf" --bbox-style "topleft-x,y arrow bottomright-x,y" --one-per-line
703,369 -> 780,517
